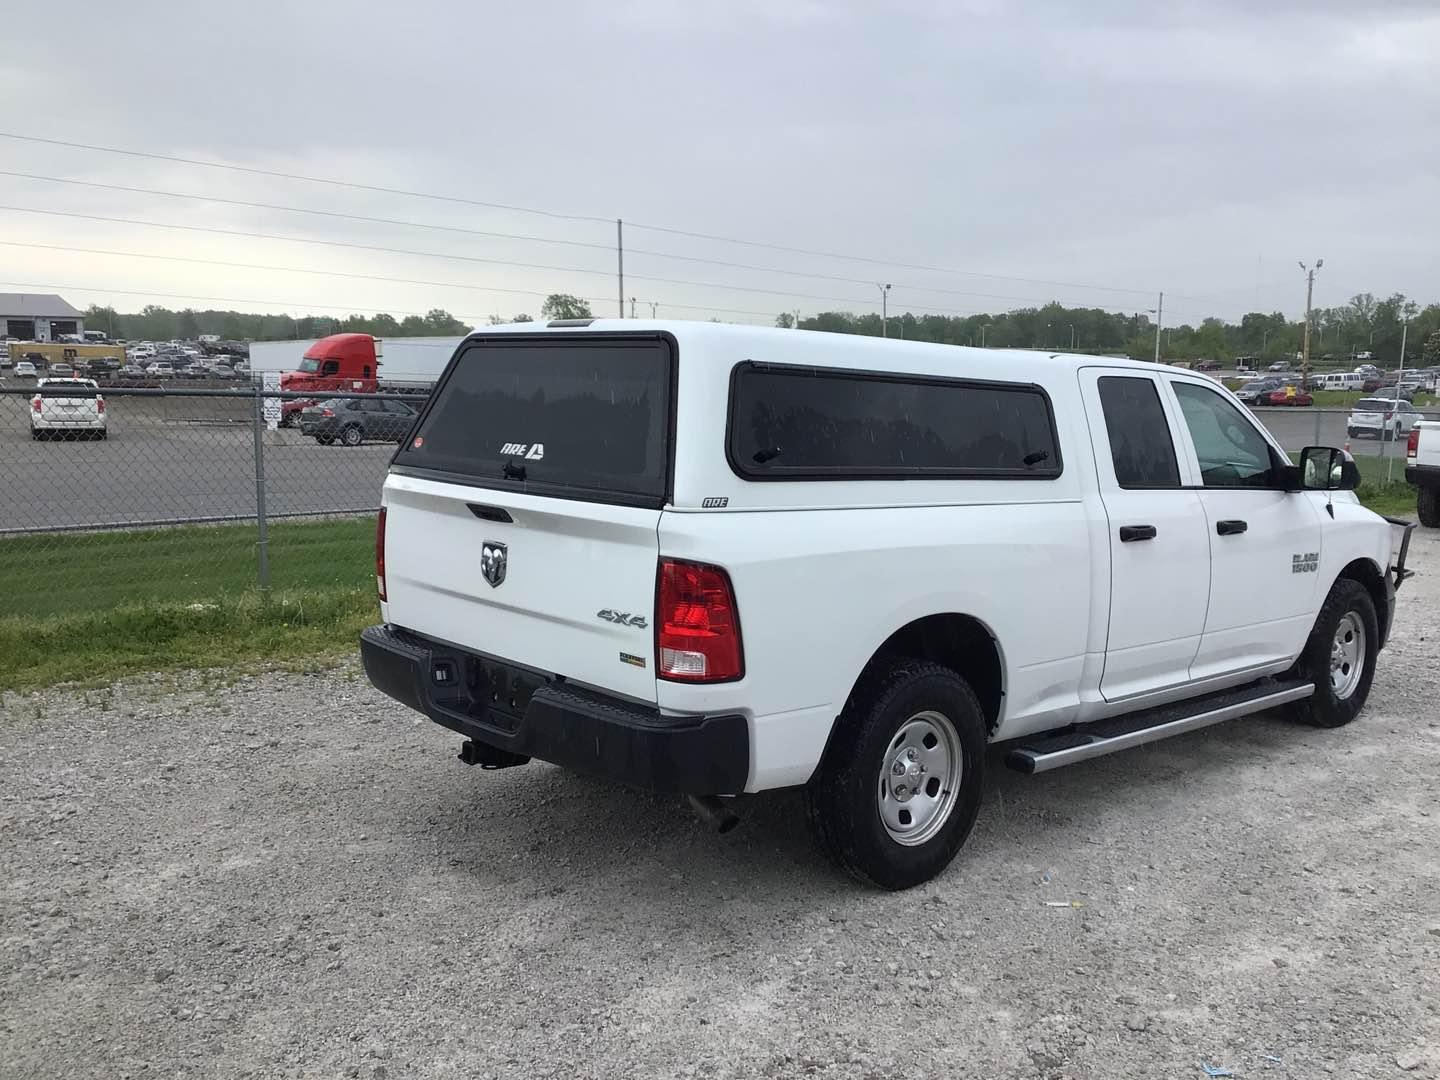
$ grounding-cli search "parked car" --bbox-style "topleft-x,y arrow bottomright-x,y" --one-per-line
1407,422 -> 1440,526
300,397 -> 420,446
1192,359 -> 1223,372
146,362 -> 175,377
1370,384 -> 1415,403
48,362 -> 75,378
1235,377 -> 1285,405
31,378 -> 106,440
1321,372 -> 1365,392
118,364 -> 147,379
1267,360 -> 1289,372
1266,386 -> 1313,406
360,321 -> 1409,889
13,360 -> 37,378
1348,398 -> 1422,440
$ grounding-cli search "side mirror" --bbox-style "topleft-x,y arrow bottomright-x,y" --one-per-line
1299,446 -> 1360,492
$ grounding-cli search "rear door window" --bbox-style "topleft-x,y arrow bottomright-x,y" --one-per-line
394,335 -> 673,506
728,361 -> 1060,479
1097,376 -> 1180,488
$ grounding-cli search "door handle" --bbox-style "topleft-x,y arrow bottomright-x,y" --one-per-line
1119,525 -> 1157,542
1216,519 -> 1248,536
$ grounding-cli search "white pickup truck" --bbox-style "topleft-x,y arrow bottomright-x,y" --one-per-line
362,321 -> 1413,888
1406,421 -> 1440,526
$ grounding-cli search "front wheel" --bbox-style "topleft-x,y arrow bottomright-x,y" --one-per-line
805,659 -> 986,890
1289,578 -> 1379,728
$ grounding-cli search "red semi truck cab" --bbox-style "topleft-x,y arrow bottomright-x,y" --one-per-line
279,334 -> 382,424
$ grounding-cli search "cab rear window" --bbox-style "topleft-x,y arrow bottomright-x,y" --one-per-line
393,336 -> 673,507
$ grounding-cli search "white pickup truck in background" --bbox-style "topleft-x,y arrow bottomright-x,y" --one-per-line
1406,421 -> 1440,525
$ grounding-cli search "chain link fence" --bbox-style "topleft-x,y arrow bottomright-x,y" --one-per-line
0,381 -> 1431,622
0,383 -> 426,620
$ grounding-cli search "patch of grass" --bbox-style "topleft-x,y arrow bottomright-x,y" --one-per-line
0,517 -> 379,691
1351,454 -> 1418,519
0,517 -> 375,617
0,587 -> 378,692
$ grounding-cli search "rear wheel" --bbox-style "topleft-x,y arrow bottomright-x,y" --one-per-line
1289,578 -> 1378,728
341,425 -> 363,447
1418,486 -> 1440,528
806,659 -> 986,890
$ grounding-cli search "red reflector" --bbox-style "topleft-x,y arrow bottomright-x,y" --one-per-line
375,507 -> 388,601
656,559 -> 743,682
96,397 -> 105,413
1408,427 -> 1421,459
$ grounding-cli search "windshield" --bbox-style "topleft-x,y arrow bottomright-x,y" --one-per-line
297,358 -> 321,374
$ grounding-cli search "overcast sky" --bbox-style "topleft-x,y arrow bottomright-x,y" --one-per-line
1,0 -> 1436,329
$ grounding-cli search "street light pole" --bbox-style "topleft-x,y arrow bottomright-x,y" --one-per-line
878,284 -> 892,338
1298,259 -> 1323,385
1069,324 -> 1075,350
980,324 -> 987,348
1389,319 -> 1410,484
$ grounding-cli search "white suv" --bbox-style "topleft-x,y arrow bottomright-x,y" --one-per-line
362,322 -> 1411,888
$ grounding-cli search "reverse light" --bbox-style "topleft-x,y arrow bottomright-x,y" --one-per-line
375,507 -> 388,601
656,559 -> 743,683
1408,427 -> 1420,459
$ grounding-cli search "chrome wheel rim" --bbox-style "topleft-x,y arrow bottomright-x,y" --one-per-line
876,710 -> 963,847
1330,612 -> 1366,701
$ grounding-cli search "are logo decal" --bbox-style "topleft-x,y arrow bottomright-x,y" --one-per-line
500,442 -> 545,460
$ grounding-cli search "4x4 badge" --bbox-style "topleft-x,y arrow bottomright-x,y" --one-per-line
597,609 -> 647,629
481,541 -> 508,587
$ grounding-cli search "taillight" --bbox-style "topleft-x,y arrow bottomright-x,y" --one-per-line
96,397 -> 105,414
375,507 -> 388,601
656,559 -> 743,682
321,408 -> 334,417
31,396 -> 41,412
1408,427 -> 1421,459
1384,411 -> 1393,420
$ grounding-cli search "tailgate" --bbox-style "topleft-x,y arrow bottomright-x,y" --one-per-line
379,331 -> 675,704
382,475 -> 660,702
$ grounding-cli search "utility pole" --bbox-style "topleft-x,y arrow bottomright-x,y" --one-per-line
878,284 -> 892,338
1298,259 -> 1323,383
1069,324 -> 1076,350
616,219 -> 625,318
793,309 -> 800,330
629,296 -> 637,319
1153,291 -> 1163,363
1389,319 -> 1410,484
980,324 -> 987,348
649,302 -> 658,319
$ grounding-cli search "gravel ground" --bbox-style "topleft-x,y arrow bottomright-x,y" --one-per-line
3,533 -> 1439,1079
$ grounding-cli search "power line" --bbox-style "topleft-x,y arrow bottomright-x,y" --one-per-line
0,222 -> 997,319
0,172 -> 1133,308
0,131 -> 613,226
0,137 -> 1170,298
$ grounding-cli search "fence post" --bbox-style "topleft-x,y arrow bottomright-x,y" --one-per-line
1313,403 -> 1322,447
252,384 -> 271,598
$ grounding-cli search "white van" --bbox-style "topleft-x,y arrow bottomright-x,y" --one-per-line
1322,372 -> 1365,392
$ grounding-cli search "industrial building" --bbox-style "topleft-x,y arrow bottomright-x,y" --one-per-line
1,293 -> 84,342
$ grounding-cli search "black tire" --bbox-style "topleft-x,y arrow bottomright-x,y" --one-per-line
341,425 -> 363,447
805,659 -> 986,890
1418,486 -> 1440,528
1289,578 -> 1379,728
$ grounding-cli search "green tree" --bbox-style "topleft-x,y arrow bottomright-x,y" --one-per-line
423,308 -> 469,334
774,312 -> 795,329
1423,329 -> 1440,365
512,313 -> 534,323
540,294 -> 593,320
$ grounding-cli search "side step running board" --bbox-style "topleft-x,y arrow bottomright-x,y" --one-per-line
1006,678 -> 1315,775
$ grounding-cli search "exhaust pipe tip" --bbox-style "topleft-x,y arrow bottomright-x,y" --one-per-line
687,794 -> 740,834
